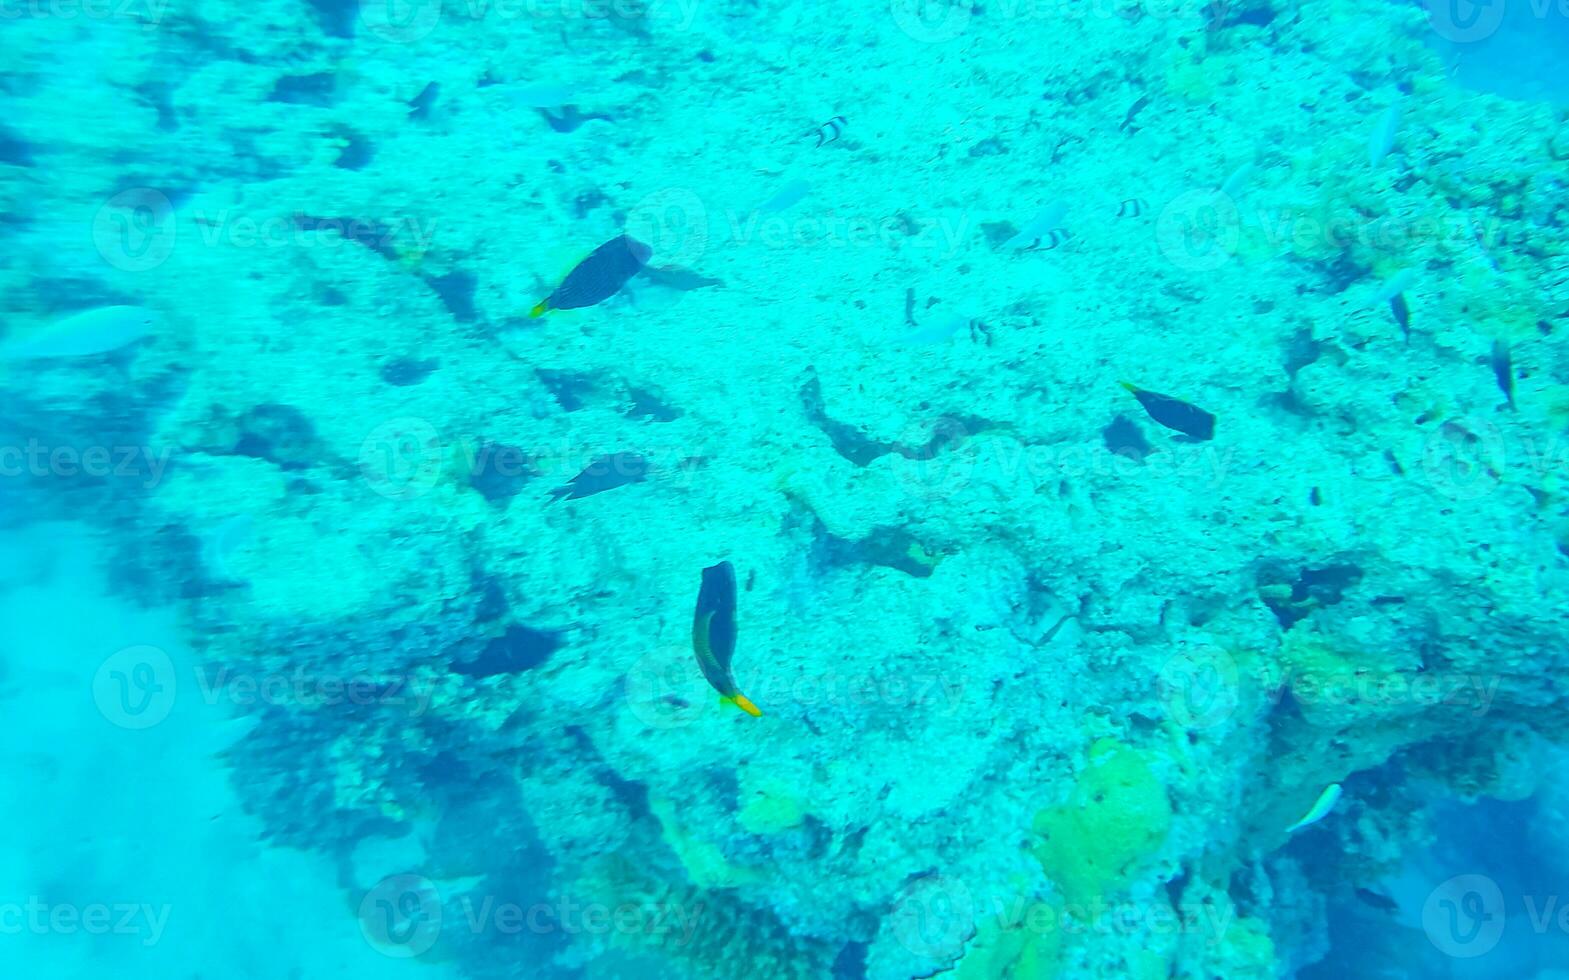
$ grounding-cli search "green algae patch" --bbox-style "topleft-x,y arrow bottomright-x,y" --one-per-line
953,902 -> 1062,980
738,781 -> 808,835
1032,739 -> 1172,905
649,796 -> 760,889
1208,916 -> 1276,979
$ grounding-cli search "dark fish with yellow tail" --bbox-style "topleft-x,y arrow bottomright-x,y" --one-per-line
1120,382 -> 1215,441
692,561 -> 761,717
530,234 -> 651,317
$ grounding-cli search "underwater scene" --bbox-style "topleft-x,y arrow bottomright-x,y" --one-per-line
7,0 -> 1569,977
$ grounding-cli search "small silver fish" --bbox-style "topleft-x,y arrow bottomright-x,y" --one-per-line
1116,198 -> 1148,218
0,305 -> 159,359
1285,782 -> 1342,833
759,178 -> 810,213
1369,268 -> 1417,309
1369,101 -> 1402,167
1220,161 -> 1256,199
896,313 -> 973,345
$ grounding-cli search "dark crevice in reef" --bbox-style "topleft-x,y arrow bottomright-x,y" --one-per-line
231,403 -> 329,471
470,571 -> 509,624
625,385 -> 682,421
424,270 -> 478,323
304,0 -> 359,38
786,498 -> 940,579
1101,414 -> 1151,463
536,368 -> 599,412
292,214 -> 402,260
1257,561 -> 1366,629
266,72 -> 338,107
563,724 -> 652,821
292,213 -> 486,325
467,441 -> 540,505
378,356 -> 438,387
331,126 -> 375,170
0,125 -> 35,166
450,624 -> 563,678
799,369 -> 1000,467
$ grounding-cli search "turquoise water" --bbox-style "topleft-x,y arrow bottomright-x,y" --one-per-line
5,2 -> 1569,977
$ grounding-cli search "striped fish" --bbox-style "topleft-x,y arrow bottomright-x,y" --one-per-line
1024,229 -> 1071,251
808,115 -> 847,147
1116,198 -> 1148,218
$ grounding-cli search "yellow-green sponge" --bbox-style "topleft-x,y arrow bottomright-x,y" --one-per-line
1032,739 -> 1173,905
